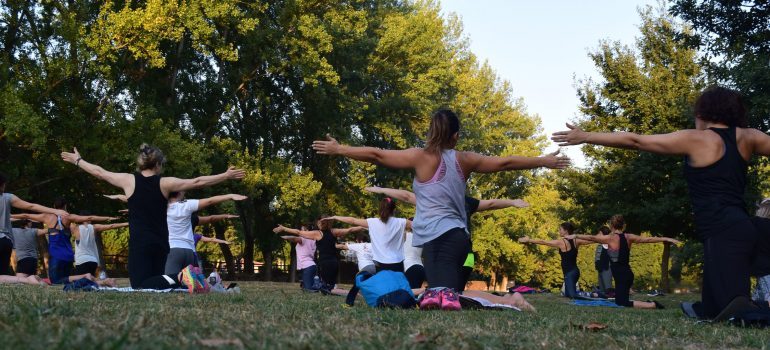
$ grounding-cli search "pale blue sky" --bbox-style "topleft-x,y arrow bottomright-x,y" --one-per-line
440,0 -> 658,167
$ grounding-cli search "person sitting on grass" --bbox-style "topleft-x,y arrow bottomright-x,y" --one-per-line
273,216 -> 367,293
518,222 -> 593,299
11,219 -> 49,283
281,224 -> 319,292
322,198 -> 412,273
594,226 -> 613,294
70,212 -> 128,287
12,198 -> 117,285
566,215 -> 681,309
0,173 -> 69,277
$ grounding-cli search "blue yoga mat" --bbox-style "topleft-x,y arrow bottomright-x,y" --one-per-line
571,300 -> 622,308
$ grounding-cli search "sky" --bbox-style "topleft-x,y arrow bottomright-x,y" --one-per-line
439,0 -> 658,167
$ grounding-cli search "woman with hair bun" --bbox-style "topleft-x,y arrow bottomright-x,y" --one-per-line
61,144 -> 245,290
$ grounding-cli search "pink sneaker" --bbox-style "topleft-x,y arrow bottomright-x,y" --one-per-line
419,289 -> 442,310
440,289 -> 461,311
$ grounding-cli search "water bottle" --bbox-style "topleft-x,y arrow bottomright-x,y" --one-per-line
99,271 -> 107,280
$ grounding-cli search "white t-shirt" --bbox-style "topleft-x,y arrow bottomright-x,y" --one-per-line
167,199 -> 200,250
347,243 -> 374,271
75,224 -> 99,265
366,217 -> 407,264
403,231 -> 423,270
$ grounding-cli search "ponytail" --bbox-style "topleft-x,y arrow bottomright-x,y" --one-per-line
379,197 -> 396,223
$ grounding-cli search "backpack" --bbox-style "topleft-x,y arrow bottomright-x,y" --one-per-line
345,271 -> 416,308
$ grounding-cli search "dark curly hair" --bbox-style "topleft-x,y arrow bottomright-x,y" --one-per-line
694,86 -> 748,128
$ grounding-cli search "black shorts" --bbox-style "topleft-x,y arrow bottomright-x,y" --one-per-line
73,261 -> 98,276
16,257 -> 38,275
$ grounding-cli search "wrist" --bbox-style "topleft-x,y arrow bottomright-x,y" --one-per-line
75,157 -> 82,166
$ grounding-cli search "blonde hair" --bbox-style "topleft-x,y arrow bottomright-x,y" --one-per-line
136,143 -> 166,171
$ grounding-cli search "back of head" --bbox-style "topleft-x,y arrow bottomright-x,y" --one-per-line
425,109 -> 460,154
53,197 -> 68,210
609,215 -> 625,231
756,199 -> 770,219
379,197 -> 396,223
695,86 -> 748,128
599,226 -> 611,235
560,222 -> 575,235
317,215 -> 331,231
137,143 -> 166,172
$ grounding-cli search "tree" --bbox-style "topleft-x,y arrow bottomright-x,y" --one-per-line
569,7 -> 702,291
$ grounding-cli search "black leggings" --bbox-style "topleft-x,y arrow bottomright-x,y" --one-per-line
699,219 -> 757,318
375,261 -> 404,273
422,228 -> 471,291
0,236 -> 12,275
405,265 -> 426,289
612,264 -> 634,307
128,245 -> 169,289
317,258 -> 339,286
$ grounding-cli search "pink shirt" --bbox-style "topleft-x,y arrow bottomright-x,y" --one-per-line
296,237 -> 316,270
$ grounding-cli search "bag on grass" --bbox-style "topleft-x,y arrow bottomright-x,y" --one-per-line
345,271 -> 416,309
63,278 -> 99,292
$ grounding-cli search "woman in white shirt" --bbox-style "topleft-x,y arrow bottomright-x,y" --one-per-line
165,191 -> 246,275
324,197 -> 412,272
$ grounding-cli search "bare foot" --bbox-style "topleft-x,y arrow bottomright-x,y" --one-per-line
24,275 -> 46,286
505,292 -> 536,312
96,278 -> 117,287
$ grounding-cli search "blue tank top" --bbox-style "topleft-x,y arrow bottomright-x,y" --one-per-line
48,216 -> 74,262
683,127 -> 749,240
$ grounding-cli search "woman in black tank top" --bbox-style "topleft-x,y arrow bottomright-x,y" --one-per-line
274,216 -> 367,291
518,222 -> 591,298
555,86 -> 770,318
62,144 -> 245,289
571,215 -> 680,309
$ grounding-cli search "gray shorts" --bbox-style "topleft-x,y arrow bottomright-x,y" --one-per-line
164,248 -> 197,275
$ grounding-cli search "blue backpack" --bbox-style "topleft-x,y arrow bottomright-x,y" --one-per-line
345,271 -> 416,308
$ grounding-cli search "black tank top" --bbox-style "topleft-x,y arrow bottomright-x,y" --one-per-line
316,229 -> 337,261
127,173 -> 169,249
559,238 -> 578,273
683,127 -> 749,240
609,233 -> 630,267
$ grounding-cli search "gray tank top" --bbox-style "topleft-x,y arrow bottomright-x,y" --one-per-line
411,149 -> 468,246
0,193 -> 13,238
75,224 -> 100,265
12,228 -> 38,261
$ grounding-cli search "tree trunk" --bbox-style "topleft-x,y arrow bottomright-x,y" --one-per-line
660,242 -> 671,292
237,203 -> 255,274
489,272 -> 497,292
497,274 -> 509,292
211,222 -> 236,279
262,248 -> 272,281
289,243 -> 297,283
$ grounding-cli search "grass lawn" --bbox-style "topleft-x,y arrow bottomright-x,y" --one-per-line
1,281 -> 768,349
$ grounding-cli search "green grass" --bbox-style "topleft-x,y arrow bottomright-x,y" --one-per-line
0,281 -> 768,349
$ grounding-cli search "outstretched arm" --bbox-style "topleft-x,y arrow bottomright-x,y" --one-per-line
335,243 -> 349,250
198,194 -> 247,210
313,135 -> 422,169
281,236 -> 302,244
566,234 -> 613,244
199,236 -> 231,245
462,150 -> 570,174
476,199 -> 529,211
67,215 -> 117,224
93,223 -> 129,232
10,196 -> 68,217
626,234 -> 681,245
160,166 -> 246,194
517,236 -> 564,249
364,187 -> 416,205
325,216 -> 369,228
552,123 -> 701,156
273,225 -> 323,240
197,214 -> 239,225
575,239 -> 596,246
103,194 -> 128,203
61,148 -> 134,192
11,213 -> 49,223
331,226 -> 367,238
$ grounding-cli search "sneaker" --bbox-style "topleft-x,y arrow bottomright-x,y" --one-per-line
419,288 -> 442,310
440,289 -> 462,311
179,265 -> 197,294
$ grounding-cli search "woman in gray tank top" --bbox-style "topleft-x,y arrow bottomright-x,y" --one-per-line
314,109 -> 569,311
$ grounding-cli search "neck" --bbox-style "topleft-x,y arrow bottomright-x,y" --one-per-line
704,121 -> 729,129
141,169 -> 157,176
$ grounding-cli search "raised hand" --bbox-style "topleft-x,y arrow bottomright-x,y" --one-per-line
518,236 -> 530,243
364,186 -> 381,193
61,147 -> 82,165
541,150 -> 571,169
225,214 -> 239,219
312,134 -> 341,155
512,199 -> 530,208
226,166 -> 246,180
272,225 -> 286,234
551,123 -> 589,147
